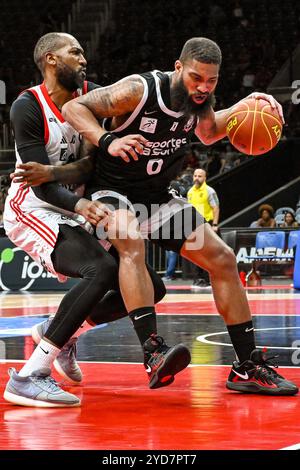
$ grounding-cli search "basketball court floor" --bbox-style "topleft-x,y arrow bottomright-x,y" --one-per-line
0,282 -> 300,451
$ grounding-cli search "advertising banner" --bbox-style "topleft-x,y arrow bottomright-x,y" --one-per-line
0,237 -> 77,291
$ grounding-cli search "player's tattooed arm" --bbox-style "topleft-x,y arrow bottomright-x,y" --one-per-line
52,155 -> 94,184
62,77 -> 148,162
80,76 -> 144,117
62,76 -> 145,146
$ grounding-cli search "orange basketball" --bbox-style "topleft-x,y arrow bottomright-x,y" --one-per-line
226,98 -> 283,155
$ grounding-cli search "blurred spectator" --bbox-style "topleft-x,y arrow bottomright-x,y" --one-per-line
183,146 -> 199,170
39,12 -> 58,35
163,178 -> 187,280
169,179 -> 186,198
162,251 -> 178,281
220,144 -> 241,173
232,1 -> 243,20
242,68 -> 255,92
279,210 -> 299,228
209,2 -> 227,27
250,204 -> 276,228
206,150 -> 225,177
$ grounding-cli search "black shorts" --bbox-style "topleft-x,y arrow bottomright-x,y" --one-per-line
91,190 -> 205,252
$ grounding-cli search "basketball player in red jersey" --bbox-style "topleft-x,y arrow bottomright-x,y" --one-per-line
56,37 -> 297,395
3,32 -> 190,408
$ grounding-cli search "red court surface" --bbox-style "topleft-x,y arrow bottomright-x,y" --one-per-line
0,362 -> 300,450
0,286 -> 300,451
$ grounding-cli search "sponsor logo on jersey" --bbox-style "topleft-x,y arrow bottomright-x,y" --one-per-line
59,136 -> 68,161
142,137 -> 187,156
139,117 -> 158,134
184,116 -> 195,132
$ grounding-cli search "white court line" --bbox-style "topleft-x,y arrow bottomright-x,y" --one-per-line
280,443 -> 300,450
197,327 -> 300,350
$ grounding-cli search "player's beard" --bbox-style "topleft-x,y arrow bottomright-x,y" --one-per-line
56,61 -> 85,92
172,77 -> 215,118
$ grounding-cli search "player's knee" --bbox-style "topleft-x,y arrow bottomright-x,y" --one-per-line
82,251 -> 117,281
107,209 -> 140,241
115,237 -> 145,260
211,245 -> 236,273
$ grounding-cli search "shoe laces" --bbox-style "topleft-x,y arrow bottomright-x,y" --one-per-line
144,334 -> 169,365
150,334 -> 168,353
253,349 -> 282,382
62,337 -> 78,357
32,374 -> 61,392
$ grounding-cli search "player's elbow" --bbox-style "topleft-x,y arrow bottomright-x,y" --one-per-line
61,101 -> 73,120
62,100 -> 83,120
195,129 -> 216,146
197,134 -> 216,146
200,136 -> 215,146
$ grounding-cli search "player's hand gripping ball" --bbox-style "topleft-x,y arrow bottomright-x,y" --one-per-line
226,98 -> 283,155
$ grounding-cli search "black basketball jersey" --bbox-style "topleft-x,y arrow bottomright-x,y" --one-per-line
87,71 -> 197,205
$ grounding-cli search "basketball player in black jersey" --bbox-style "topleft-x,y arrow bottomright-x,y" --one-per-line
54,36 -> 297,395
3,32 -> 191,408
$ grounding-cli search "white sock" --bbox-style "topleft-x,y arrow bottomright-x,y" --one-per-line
19,339 -> 61,377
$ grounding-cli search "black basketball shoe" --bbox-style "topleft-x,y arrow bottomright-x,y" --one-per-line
143,334 -> 191,389
226,348 -> 298,395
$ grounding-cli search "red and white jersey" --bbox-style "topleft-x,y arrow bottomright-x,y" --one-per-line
5,82 -> 85,215
3,82 -> 90,280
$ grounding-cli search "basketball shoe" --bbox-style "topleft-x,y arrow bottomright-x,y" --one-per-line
31,317 -> 82,384
143,334 -> 191,389
226,348 -> 298,395
3,367 -> 80,407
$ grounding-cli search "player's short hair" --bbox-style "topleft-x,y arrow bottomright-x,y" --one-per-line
34,32 -> 71,73
179,37 -> 222,65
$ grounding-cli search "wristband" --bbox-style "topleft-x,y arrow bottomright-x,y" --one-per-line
98,133 -> 118,153
212,223 -> 218,227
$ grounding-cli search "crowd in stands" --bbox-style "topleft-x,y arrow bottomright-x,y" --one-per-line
95,0 -> 300,138
1,0 -> 300,145
250,204 -> 300,229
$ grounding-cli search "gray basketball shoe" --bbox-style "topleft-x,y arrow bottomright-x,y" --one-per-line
31,318 -> 83,384
3,368 -> 80,407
